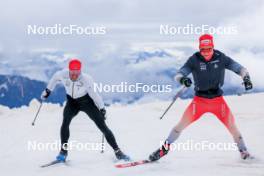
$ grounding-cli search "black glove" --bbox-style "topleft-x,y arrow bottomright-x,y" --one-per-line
41,88 -> 51,100
243,75 -> 253,91
180,77 -> 192,87
100,108 -> 106,120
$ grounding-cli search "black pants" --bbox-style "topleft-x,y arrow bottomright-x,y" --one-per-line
60,94 -> 119,154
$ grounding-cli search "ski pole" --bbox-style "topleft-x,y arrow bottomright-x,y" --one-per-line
237,91 -> 247,96
160,85 -> 187,120
101,134 -> 105,153
101,113 -> 107,153
237,82 -> 253,96
31,101 -> 43,126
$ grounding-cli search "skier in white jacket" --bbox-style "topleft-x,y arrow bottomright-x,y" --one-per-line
41,59 -> 130,162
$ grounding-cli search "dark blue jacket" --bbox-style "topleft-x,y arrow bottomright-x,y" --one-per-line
178,50 -> 244,98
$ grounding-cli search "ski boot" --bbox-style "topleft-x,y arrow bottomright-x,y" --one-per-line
240,150 -> 254,160
149,142 -> 170,161
115,149 -> 130,161
56,151 -> 68,162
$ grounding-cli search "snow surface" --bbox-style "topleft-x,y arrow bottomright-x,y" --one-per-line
0,93 -> 263,176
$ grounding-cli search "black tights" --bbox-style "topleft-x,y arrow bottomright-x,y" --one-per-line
60,94 -> 119,154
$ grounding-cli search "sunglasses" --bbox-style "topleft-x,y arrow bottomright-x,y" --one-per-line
200,48 -> 213,52
69,70 -> 81,74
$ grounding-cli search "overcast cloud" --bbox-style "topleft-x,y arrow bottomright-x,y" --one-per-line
0,0 -> 263,89
0,0 -> 262,55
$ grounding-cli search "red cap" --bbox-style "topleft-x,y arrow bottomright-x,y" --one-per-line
199,34 -> 214,49
69,59 -> 82,71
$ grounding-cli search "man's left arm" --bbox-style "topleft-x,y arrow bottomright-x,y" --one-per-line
225,56 -> 253,90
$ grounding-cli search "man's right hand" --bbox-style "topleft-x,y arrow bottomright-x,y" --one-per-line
180,77 -> 192,87
243,75 -> 253,91
41,88 -> 51,101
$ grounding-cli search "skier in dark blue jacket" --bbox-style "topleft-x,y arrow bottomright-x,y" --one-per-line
149,34 -> 253,161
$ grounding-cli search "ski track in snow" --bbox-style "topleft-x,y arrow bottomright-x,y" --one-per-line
0,93 -> 264,176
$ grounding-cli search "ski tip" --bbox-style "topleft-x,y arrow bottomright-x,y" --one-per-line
40,160 -> 66,168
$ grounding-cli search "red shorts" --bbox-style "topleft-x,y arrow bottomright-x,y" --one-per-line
183,96 -> 235,128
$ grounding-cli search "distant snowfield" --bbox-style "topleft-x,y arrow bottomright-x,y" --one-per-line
0,93 -> 263,176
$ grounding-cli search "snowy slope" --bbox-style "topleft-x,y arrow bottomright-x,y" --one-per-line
0,93 -> 263,176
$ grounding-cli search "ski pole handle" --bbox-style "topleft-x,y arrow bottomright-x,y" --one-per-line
160,85 -> 187,120
31,101 -> 43,126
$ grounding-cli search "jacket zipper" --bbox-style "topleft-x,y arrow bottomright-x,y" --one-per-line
72,82 -> 75,98
207,62 -> 212,87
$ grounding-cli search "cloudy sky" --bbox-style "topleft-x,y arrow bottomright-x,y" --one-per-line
0,0 -> 263,54
0,0 -> 264,90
